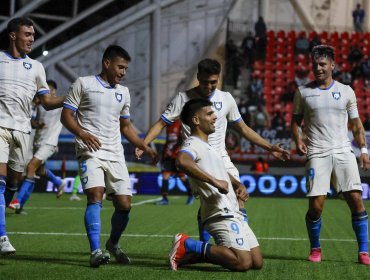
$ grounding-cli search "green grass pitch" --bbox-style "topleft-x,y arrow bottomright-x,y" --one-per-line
1,194 -> 370,279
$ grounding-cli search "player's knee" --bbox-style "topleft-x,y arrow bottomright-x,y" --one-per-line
230,258 -> 253,272
252,258 -> 263,270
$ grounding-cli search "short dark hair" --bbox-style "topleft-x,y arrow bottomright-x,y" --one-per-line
47,80 -> 57,90
180,99 -> 213,127
197,59 -> 221,75
311,45 -> 335,61
102,45 -> 131,63
7,17 -> 34,34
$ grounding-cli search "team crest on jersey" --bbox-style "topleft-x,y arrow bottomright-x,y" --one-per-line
81,176 -> 88,186
236,238 -> 244,246
214,101 -> 222,111
115,92 -> 122,103
23,62 -> 32,70
332,92 -> 341,100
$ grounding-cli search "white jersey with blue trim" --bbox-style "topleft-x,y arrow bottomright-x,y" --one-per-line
0,51 -> 50,133
179,136 -> 239,222
293,80 -> 358,158
33,105 -> 63,147
63,75 -> 130,161
161,89 -> 241,153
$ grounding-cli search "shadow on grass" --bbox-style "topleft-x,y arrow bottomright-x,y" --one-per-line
263,254 -> 350,264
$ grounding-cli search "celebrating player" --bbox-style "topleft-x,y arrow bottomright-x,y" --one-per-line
291,45 -> 370,265
0,17 -> 65,255
61,45 -> 158,267
169,99 -> 263,271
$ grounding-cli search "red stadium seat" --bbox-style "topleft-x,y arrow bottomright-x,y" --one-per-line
341,31 -> 349,40
319,31 -> 329,41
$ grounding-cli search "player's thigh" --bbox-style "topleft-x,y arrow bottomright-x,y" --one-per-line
0,127 -> 12,166
105,159 -> 132,198
33,145 -> 58,163
305,155 -> 332,196
332,152 -> 362,193
205,216 -> 259,251
78,157 -> 105,191
8,130 -> 31,173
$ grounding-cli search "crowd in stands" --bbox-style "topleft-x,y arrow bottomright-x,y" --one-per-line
224,18 -> 370,132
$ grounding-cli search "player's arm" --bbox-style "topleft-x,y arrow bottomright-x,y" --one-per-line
39,94 -> 66,110
176,152 -> 228,194
349,117 -> 369,170
291,114 -> 307,155
228,173 -> 249,201
61,107 -> 101,152
135,118 -> 168,159
232,120 -> 290,161
120,118 -> 158,164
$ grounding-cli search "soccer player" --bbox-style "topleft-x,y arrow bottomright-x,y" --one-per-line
9,80 -> 65,214
136,59 -> 290,240
291,45 -> 370,265
156,119 -> 194,205
169,99 -> 263,271
61,45 -> 158,267
0,17 -> 65,255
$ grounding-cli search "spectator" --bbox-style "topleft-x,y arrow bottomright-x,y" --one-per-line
240,31 -> 256,68
337,63 -> 352,85
250,104 -> 270,130
255,35 -> 267,60
309,34 -> 321,52
361,56 -> 370,79
295,65 -> 310,86
281,81 -> 298,104
271,110 -> 286,131
254,16 -> 266,39
225,39 -> 242,89
250,157 -> 269,174
363,114 -> 370,131
238,97 -> 250,125
348,46 -> 363,64
353,3 -> 365,33
295,32 -> 310,56
247,76 -> 264,106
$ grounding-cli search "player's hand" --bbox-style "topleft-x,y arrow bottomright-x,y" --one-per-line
135,147 -> 144,160
295,140 -> 307,156
270,143 -> 290,161
213,179 -> 229,194
235,183 -> 249,202
143,146 -> 159,165
80,131 -> 101,152
359,153 -> 369,171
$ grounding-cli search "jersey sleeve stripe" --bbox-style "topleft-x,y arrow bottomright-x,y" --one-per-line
160,115 -> 174,125
229,117 -> 242,123
178,149 -> 195,160
36,89 -> 50,95
120,115 -> 130,119
63,103 -> 77,112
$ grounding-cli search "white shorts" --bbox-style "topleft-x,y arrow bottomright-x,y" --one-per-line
205,214 -> 259,251
305,152 -> 362,196
221,151 -> 240,182
33,144 -> 58,162
78,156 -> 132,197
0,127 -> 30,172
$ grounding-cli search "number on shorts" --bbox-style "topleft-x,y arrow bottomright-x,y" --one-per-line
80,161 -> 87,174
230,222 -> 240,234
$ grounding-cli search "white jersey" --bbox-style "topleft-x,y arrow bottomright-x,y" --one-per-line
64,75 -> 130,161
33,105 -> 63,147
293,80 -> 358,158
0,51 -> 50,133
179,136 -> 239,222
161,89 -> 241,154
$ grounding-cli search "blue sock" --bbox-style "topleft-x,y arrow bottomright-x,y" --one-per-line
352,211 -> 369,253
109,208 -> 130,245
0,176 -> 6,236
45,169 -> 62,186
306,212 -> 321,249
239,208 -> 249,223
17,179 -> 35,207
85,202 -> 102,252
185,238 -> 212,259
197,209 -> 211,243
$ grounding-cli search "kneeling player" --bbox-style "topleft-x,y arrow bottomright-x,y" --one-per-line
169,99 -> 263,271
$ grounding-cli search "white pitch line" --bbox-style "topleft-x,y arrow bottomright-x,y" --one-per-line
6,231 -> 367,242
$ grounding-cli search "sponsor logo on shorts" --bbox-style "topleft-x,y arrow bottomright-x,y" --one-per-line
236,238 -> 244,246
332,91 -> 341,100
